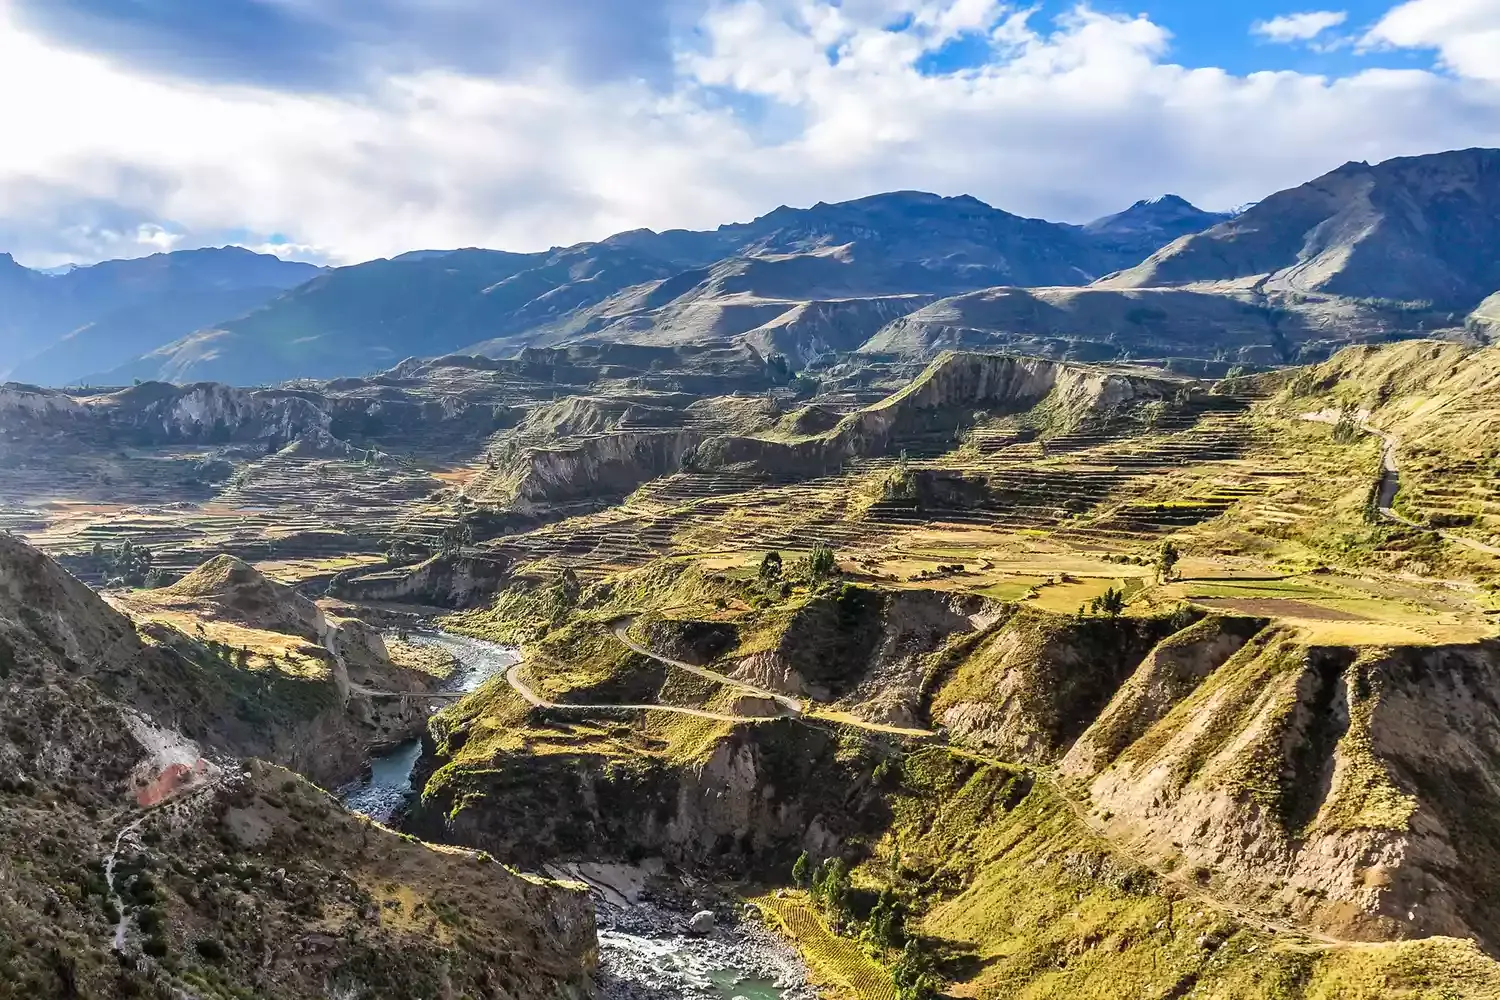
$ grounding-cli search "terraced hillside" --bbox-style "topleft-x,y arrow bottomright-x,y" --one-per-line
379,341 -> 1500,998
9,338 -> 1500,998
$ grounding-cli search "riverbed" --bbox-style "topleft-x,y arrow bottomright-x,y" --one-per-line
335,631 -> 516,823
337,630 -> 817,999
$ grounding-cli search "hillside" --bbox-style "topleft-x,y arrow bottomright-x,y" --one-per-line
0,536 -> 594,998
9,329 -> 1500,995
859,283 -> 1460,367
0,247 -> 321,386
95,192 -> 1196,386
1102,147 -> 1500,309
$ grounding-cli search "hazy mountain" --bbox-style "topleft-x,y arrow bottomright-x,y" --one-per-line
1082,194 -> 1234,257
1,247 -> 322,385
1472,291 -> 1500,339
1100,148 -> 1500,307
88,151 -> 1500,386
97,192 -> 1156,385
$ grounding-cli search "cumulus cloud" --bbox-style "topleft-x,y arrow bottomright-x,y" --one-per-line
1365,0 -> 1500,82
1251,10 -> 1348,43
0,0 -> 1498,267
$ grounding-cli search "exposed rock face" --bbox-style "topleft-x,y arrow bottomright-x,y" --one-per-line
329,552 -> 514,608
1076,634 -> 1500,949
1471,291 -> 1500,339
0,382 -> 85,417
0,380 -> 330,447
1059,613 -> 1268,778
930,609 -> 1187,764
689,352 -> 1177,480
0,537 -> 595,998
509,429 -> 703,506
114,553 -> 446,787
411,720 -> 883,871
1102,148 -> 1500,308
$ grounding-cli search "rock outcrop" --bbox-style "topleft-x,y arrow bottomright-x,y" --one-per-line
329,552 -> 514,609
0,536 -> 596,998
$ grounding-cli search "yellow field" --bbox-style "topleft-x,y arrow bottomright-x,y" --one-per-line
752,892 -> 896,1000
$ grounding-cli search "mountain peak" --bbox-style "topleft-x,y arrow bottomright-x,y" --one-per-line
1083,195 -> 1231,249
1100,146 -> 1500,306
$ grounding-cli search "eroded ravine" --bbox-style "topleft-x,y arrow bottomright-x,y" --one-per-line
338,629 -> 814,999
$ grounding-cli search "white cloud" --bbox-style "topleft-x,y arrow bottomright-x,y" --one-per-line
0,0 -> 1497,267
1252,10 -> 1348,43
1365,0 -> 1500,81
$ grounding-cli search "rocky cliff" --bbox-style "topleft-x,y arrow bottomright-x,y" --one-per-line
0,536 -> 595,998
689,351 -> 1178,478
329,552 -> 514,609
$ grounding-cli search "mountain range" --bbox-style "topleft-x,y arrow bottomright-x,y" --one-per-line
0,246 -> 322,385
4,147 -> 1499,387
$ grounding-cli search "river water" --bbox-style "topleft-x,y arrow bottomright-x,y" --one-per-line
337,630 -> 811,1000
335,631 -> 516,823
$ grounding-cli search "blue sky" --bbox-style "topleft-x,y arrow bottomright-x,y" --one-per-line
0,0 -> 1496,267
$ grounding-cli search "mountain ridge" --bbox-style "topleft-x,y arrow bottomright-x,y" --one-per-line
87,190 -> 1220,385
1,246 -> 323,385
1100,147 -> 1500,306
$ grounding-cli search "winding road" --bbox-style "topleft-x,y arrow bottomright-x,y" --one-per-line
503,661 -> 785,723
1302,410 -> 1500,557
608,616 -> 806,717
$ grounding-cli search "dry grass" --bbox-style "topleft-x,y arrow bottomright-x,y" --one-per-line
753,892 -> 896,1000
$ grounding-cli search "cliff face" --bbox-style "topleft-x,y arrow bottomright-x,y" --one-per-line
330,553 -> 514,609
0,380 -> 331,447
411,719 -> 883,871
1076,634 -> 1500,948
688,351 -> 1177,477
507,429 -> 703,506
1472,292 -> 1500,338
0,537 -> 596,998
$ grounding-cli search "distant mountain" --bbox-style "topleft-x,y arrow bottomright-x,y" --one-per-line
1472,291 -> 1500,339
98,192 -> 1161,385
1083,195 -> 1234,257
1,247 -> 322,385
1100,148 -> 1500,308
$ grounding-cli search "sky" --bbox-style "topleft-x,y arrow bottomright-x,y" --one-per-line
1,0 -> 1497,268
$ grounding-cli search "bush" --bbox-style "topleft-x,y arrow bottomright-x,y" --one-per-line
193,939 -> 226,963
792,851 -> 812,887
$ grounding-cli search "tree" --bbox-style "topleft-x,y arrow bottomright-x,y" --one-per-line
893,940 -> 940,1000
759,551 -> 783,584
818,858 -> 852,925
558,567 -> 582,606
438,516 -> 474,556
864,888 -> 906,949
1090,586 -> 1126,617
791,851 -> 812,887
1155,540 -> 1181,583
808,545 -> 837,581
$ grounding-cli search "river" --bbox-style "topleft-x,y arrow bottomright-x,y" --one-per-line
335,631 -> 516,824
337,630 -> 812,1000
